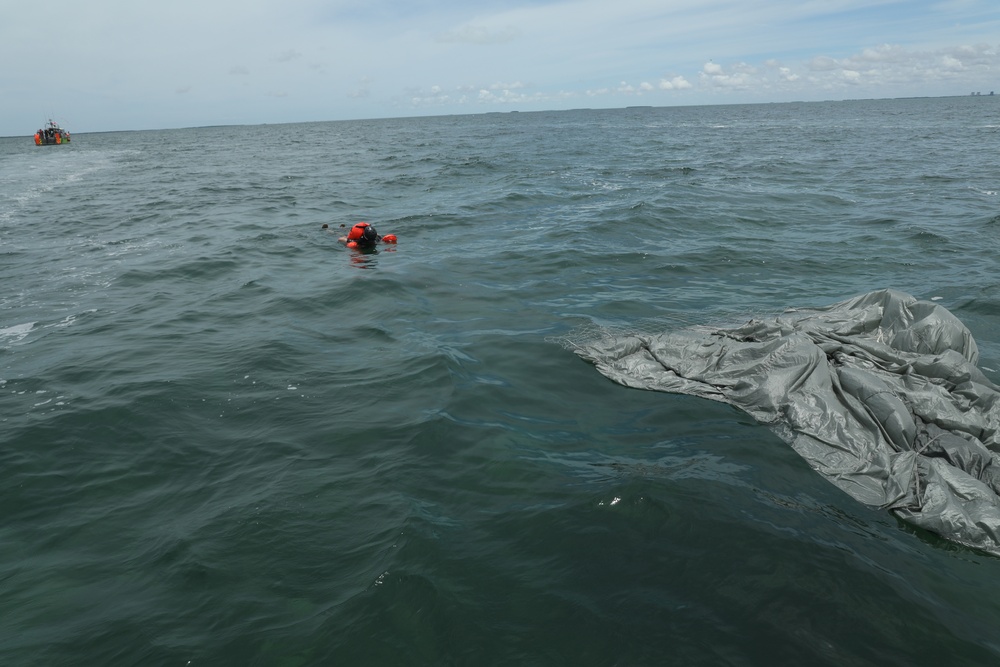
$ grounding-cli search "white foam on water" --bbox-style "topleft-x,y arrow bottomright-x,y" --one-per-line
0,322 -> 35,345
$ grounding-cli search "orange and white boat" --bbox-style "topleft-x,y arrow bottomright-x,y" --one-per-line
34,119 -> 71,146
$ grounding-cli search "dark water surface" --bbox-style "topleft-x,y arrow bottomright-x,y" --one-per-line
2,97 -> 1000,665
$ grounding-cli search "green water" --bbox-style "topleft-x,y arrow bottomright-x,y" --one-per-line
2,97 -> 1000,665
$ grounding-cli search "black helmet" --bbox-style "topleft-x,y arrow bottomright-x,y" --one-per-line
359,225 -> 379,246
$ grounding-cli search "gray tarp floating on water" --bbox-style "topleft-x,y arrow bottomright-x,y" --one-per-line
574,289 -> 1000,555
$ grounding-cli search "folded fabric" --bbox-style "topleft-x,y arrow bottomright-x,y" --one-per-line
575,289 -> 1000,554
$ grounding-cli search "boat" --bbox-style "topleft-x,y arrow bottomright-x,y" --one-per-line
34,119 -> 71,145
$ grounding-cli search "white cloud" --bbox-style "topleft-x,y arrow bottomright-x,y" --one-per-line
659,76 -> 692,90
778,67 -> 799,82
406,80 -> 544,107
700,61 -> 754,89
941,55 -> 964,69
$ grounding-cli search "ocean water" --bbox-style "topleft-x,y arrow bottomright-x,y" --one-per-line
2,97 -> 999,666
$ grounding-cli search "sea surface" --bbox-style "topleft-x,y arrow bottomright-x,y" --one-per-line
2,97 -> 999,666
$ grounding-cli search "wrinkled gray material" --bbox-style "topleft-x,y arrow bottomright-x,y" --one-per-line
575,289 -> 1000,554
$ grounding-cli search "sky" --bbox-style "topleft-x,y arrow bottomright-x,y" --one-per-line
4,0 -> 999,135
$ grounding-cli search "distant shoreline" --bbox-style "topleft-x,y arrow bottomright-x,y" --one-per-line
3,93 -> 996,138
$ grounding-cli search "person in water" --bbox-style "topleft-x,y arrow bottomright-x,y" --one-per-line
336,222 -> 397,249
